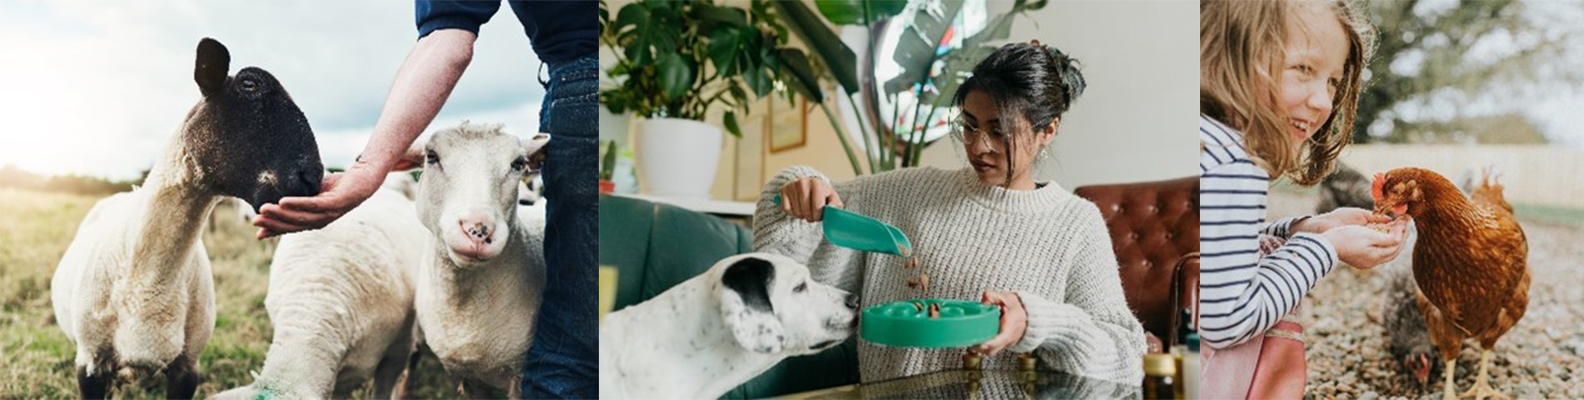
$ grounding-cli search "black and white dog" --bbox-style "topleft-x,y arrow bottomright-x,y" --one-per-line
599,253 -> 859,399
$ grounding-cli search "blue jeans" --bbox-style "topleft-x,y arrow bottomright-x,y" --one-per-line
524,55 -> 598,399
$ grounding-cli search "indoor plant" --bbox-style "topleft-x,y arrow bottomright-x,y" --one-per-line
599,140 -> 617,194
600,0 -> 824,198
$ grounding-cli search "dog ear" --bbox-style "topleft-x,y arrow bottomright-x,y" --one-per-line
719,256 -> 784,354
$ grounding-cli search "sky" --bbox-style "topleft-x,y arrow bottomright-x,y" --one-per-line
0,0 -> 547,180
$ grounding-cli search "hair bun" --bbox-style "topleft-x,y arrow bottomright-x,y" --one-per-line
1045,46 -> 1085,111
952,41 -> 1086,132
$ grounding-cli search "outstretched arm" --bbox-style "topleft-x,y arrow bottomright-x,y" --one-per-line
253,29 -> 476,238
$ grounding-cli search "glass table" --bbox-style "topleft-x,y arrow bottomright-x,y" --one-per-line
778,369 -> 1141,400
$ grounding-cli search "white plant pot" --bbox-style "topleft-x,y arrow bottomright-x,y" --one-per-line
637,118 -> 722,198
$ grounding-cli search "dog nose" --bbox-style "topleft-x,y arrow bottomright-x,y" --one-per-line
844,294 -> 859,310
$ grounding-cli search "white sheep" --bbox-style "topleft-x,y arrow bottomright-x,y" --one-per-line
405,122 -> 550,398
49,38 -> 324,399
212,173 -> 428,400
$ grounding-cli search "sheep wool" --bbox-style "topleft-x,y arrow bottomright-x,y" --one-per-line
753,166 -> 1146,384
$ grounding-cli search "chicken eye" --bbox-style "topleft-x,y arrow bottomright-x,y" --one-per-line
793,282 -> 807,293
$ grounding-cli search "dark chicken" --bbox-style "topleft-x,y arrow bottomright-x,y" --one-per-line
1318,162 -> 1375,213
1383,260 -> 1440,388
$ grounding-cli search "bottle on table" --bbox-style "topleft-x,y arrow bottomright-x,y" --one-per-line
1142,353 -> 1177,400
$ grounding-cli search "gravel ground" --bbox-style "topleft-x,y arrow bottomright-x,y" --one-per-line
1265,190 -> 1584,400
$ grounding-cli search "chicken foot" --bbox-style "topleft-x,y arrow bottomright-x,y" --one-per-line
1460,350 -> 1506,400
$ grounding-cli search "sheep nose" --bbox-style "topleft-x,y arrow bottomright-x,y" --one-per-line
457,212 -> 495,244
297,169 -> 322,194
845,293 -> 859,310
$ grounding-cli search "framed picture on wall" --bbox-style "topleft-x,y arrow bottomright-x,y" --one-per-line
768,97 -> 807,153
732,98 -> 768,201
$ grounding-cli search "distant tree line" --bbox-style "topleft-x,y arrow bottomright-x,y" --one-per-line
1358,0 -> 1579,144
0,164 -> 139,196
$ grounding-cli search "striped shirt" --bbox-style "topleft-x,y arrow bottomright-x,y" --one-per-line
1199,115 -> 1339,349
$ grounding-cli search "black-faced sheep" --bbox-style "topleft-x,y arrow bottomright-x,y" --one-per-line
50,37 -> 322,399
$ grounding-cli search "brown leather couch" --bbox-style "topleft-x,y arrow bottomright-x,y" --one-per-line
1074,176 -> 1199,351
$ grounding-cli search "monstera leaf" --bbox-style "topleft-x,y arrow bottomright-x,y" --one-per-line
771,0 -> 860,97
884,0 -> 1045,102
813,0 -> 907,26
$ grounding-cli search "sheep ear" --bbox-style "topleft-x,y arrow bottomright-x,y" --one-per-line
195,38 -> 230,97
719,257 -> 784,354
389,140 -> 428,171
523,133 -> 551,170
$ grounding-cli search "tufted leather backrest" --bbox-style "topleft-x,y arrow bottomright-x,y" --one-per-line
1074,176 -> 1200,347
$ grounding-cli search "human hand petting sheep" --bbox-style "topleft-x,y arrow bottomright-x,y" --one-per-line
253,28 -> 476,239
253,161 -> 387,239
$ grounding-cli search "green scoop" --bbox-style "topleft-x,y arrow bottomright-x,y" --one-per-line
773,194 -> 912,256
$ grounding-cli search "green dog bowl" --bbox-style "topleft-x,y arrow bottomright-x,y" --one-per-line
861,299 -> 1001,348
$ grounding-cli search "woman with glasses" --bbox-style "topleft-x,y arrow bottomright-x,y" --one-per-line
754,41 -> 1146,384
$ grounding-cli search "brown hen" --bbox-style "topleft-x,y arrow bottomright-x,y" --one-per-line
1372,167 -> 1529,400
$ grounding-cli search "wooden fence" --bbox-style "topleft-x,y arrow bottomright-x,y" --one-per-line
1340,144 -> 1584,208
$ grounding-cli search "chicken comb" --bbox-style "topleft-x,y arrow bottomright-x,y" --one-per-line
1371,172 -> 1386,200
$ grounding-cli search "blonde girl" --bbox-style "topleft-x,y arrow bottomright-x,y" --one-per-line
1200,0 -> 1401,397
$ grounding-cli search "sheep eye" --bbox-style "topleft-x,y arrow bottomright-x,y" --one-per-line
426,150 -> 440,165
793,282 -> 807,293
510,157 -> 528,172
241,79 -> 258,92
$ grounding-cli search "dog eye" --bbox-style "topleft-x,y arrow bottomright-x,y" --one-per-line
793,282 -> 807,293
240,79 -> 258,93
510,157 -> 527,172
426,150 -> 440,166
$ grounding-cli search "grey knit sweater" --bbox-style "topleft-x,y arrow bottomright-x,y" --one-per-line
753,166 -> 1147,384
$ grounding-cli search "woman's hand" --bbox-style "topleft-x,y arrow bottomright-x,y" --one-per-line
1294,207 -> 1391,235
971,290 -> 1028,357
779,177 -> 843,222
1320,218 -> 1409,269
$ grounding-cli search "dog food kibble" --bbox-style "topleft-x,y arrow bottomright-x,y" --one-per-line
905,274 -> 930,292
905,256 -> 919,269
913,301 -> 925,312
928,303 -> 941,319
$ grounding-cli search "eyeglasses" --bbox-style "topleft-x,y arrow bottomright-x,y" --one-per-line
951,116 -> 1003,144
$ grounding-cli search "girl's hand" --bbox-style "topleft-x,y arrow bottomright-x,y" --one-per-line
972,290 -> 1028,356
1295,207 -> 1391,234
780,177 -> 843,222
1320,218 -> 1409,269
